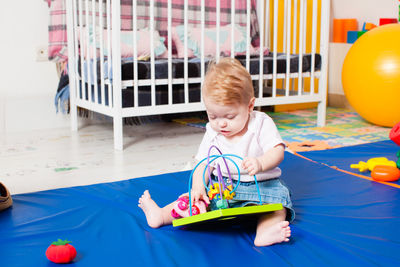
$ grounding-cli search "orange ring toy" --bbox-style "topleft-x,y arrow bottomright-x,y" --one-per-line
287,140 -> 338,152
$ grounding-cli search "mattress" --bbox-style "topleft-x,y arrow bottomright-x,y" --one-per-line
77,53 -> 322,107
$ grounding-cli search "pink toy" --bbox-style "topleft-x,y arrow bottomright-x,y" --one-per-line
171,196 -> 208,218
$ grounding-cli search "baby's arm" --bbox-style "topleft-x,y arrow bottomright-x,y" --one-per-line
191,162 -> 212,204
242,144 -> 285,176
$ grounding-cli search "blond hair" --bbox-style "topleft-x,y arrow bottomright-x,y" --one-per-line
202,57 -> 254,105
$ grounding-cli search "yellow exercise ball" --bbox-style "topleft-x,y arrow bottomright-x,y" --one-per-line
342,23 -> 400,127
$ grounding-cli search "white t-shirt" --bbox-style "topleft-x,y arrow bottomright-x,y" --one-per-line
195,111 -> 284,182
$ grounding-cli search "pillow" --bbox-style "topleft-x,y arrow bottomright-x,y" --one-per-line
171,24 -> 258,58
79,26 -> 168,59
117,28 -> 168,58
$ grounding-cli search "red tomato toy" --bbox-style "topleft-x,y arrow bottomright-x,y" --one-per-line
46,239 -> 77,264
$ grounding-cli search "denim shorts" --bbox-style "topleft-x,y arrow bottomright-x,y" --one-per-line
209,176 -> 295,222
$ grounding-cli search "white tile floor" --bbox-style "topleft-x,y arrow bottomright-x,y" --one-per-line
0,122 -> 205,195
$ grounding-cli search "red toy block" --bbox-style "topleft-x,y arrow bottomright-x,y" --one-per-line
379,18 -> 398,26
390,121 -> 400,146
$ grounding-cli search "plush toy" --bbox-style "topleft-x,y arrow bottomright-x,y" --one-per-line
46,239 -> 77,264
171,195 -> 208,218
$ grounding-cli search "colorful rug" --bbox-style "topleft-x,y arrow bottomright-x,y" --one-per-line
173,107 -> 392,151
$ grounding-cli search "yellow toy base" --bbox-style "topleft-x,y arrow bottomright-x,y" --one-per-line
172,203 -> 283,227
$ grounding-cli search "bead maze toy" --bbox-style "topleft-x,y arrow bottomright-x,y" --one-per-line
172,145 -> 282,227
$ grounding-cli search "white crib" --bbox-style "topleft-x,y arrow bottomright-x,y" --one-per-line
66,0 -> 330,150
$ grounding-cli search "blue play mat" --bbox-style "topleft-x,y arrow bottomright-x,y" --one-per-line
1,147 -> 400,266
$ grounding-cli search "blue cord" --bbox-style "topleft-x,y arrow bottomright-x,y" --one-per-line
188,153 -> 263,216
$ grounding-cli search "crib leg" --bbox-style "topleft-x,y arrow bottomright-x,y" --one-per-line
317,101 -> 327,127
70,102 -> 78,131
113,116 -> 123,150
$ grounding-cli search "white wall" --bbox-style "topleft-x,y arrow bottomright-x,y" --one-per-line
0,1 -> 70,135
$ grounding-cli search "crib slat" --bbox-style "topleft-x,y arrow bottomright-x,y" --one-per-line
317,0 -> 331,127
200,0 -> 205,92
283,0 -> 287,53
293,0 -> 298,54
106,0 -> 112,107
310,0 -> 318,95
291,0 -> 298,92
297,0 -> 305,96
77,0 -> 85,102
132,0 -> 138,108
258,0 -> 265,99
265,0 -> 270,48
73,0 -> 80,104
303,0 -> 308,53
91,0 -> 98,105
72,0 -> 79,100
167,0 -> 172,105
216,0 -> 220,62
98,0 -> 105,107
150,0 -> 156,106
272,0 -> 278,98
66,0 -> 78,131
303,0 -> 308,96
184,0 -> 188,104
230,0 -> 235,58
246,0 -> 251,71
85,0 -> 92,103
264,0 -> 271,97
111,0 -> 122,107
111,0 -> 123,150
285,0 -> 292,97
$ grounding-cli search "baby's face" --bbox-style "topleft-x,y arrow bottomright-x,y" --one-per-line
204,98 -> 252,140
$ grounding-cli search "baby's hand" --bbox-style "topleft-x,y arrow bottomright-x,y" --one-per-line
191,186 -> 210,205
242,157 -> 262,176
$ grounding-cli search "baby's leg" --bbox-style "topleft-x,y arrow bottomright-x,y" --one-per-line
254,208 -> 291,247
138,190 -> 175,228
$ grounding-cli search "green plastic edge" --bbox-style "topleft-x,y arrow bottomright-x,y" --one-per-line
172,203 -> 283,227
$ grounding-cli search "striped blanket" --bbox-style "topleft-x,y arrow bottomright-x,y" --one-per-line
45,0 -> 259,62
46,0 -> 68,62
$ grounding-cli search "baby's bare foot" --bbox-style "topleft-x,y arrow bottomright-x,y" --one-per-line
254,221 -> 291,247
138,190 -> 164,228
